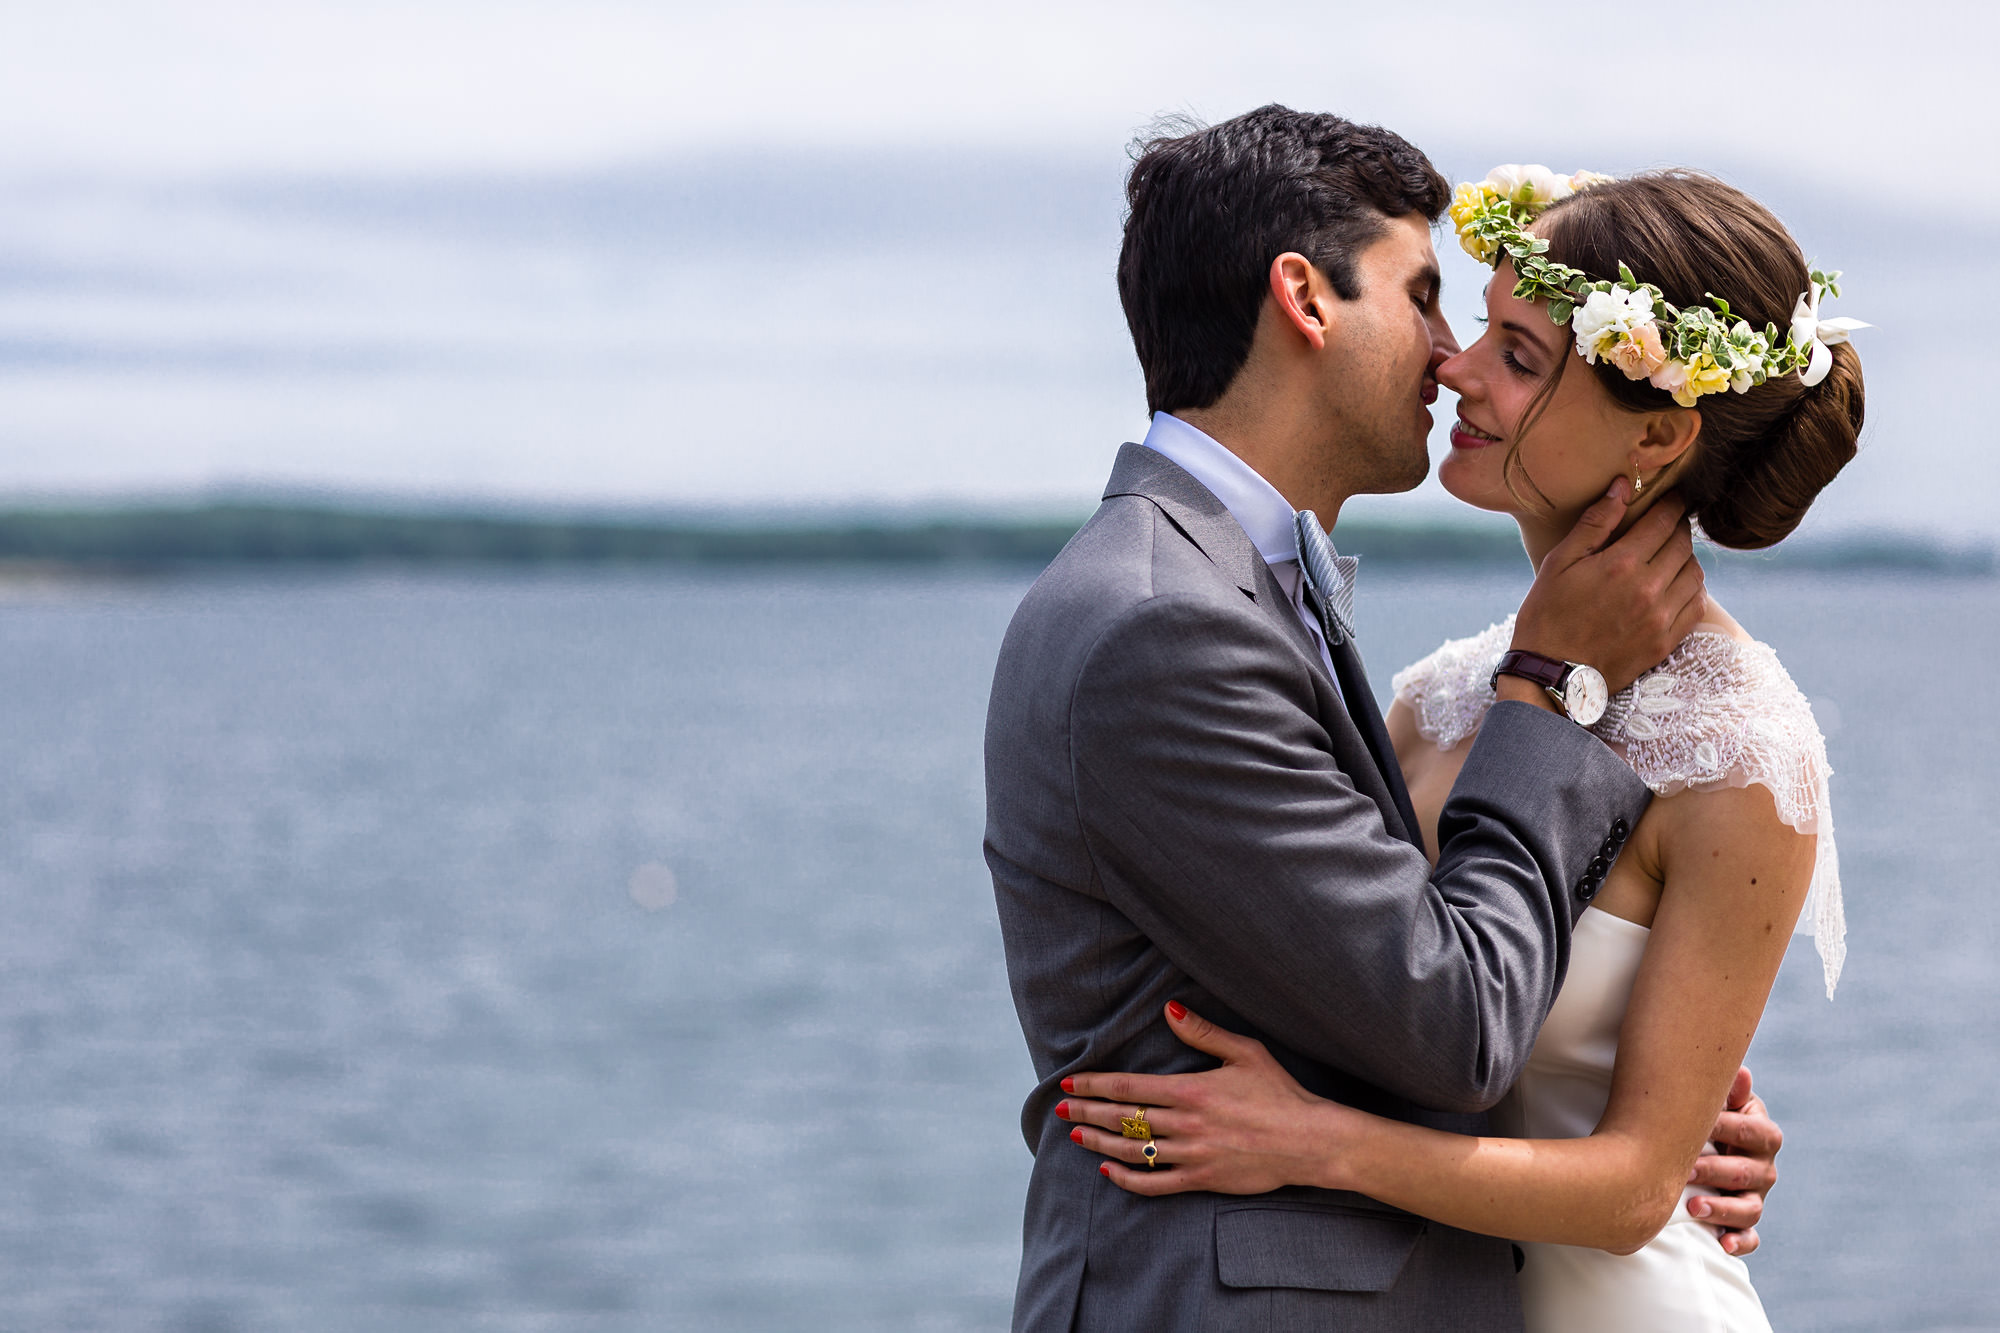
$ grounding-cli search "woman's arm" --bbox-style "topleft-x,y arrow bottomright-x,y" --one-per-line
1062,781 -> 1811,1254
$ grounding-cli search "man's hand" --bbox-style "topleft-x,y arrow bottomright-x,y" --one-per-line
1512,481 -> 1708,694
1689,1066 -> 1781,1256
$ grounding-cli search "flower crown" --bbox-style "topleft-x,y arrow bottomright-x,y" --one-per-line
1449,165 -> 1868,408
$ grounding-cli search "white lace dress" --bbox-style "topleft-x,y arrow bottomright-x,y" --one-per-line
1392,616 -> 1845,1333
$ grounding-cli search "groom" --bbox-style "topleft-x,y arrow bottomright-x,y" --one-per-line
985,107 -> 1779,1331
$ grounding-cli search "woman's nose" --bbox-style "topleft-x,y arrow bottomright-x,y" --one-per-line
1436,346 -> 1473,396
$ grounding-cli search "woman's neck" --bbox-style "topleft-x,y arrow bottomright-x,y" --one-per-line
1515,494 -> 1731,639
1515,515 -> 1569,574
1515,484 -> 1680,574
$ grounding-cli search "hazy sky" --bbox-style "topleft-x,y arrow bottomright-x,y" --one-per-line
5,1 -> 1988,182
0,1 -> 1993,538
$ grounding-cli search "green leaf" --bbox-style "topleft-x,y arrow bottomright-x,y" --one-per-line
1548,299 -> 1574,324
1618,261 -> 1637,286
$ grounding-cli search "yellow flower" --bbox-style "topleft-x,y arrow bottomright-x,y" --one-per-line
1458,230 -> 1499,264
1684,351 -> 1732,401
1450,183 -> 1501,263
1448,181 -> 1495,230
1657,351 -> 1731,407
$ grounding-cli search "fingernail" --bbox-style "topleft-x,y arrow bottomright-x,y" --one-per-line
1166,1001 -> 1187,1021
1055,1101 -> 1070,1120
1061,1077 -> 1075,1094
1722,1235 -> 1736,1253
1688,1168 -> 1699,1182
1099,1162 -> 1111,1177
1691,1200 -> 1711,1218
1070,1127 -> 1084,1144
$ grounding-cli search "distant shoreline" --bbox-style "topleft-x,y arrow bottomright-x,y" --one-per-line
0,503 -> 1988,575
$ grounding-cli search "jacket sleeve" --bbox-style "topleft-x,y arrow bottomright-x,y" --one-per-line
1068,593 -> 1652,1113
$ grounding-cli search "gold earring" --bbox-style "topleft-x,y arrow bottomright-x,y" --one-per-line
1632,468 -> 1646,497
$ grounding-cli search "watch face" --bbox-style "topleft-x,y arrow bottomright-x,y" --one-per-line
1564,665 -> 1609,727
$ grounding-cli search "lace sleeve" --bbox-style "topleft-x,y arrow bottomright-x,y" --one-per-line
1595,633 -> 1845,998
1391,620 -> 1846,998
1390,616 -> 1515,751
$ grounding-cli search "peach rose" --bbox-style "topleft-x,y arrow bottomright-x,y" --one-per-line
1649,359 -> 1693,407
1605,322 -> 1668,380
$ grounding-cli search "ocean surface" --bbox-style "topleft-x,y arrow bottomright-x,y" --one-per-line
1,562 -> 1995,1332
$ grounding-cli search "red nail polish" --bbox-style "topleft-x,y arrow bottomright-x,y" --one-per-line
1061,1077 -> 1075,1094
1099,1162 -> 1111,1177
1070,1127 -> 1084,1144
1166,1001 -> 1187,1021
1055,1101 -> 1070,1120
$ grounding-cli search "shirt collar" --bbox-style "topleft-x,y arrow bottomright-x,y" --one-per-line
1139,412 -> 1301,566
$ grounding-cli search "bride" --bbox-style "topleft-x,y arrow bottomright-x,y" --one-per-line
1057,165 -> 1864,1331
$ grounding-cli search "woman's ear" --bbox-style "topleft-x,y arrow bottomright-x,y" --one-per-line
1635,405 -> 1701,479
1268,252 -> 1332,350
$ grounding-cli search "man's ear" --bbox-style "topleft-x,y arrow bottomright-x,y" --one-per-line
1268,252 -> 1334,351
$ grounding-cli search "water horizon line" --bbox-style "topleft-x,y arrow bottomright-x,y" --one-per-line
0,496 -> 1989,576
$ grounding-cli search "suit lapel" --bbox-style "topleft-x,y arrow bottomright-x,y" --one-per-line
1106,443 -> 1420,850
1103,443 -> 1265,598
1329,636 -> 1424,850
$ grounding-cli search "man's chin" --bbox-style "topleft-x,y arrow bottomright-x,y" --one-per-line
1359,451 -> 1432,497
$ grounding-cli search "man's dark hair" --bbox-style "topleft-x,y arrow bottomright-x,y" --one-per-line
1118,105 -> 1450,415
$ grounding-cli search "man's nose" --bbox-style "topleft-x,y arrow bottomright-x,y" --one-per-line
1430,315 -> 1461,364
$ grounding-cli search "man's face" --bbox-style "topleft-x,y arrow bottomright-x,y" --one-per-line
1317,214 -> 1457,495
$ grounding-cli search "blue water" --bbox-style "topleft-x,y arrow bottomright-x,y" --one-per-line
0,564 -> 1994,1331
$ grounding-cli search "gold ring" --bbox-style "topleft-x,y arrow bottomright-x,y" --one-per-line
1142,1142 -> 1159,1169
1118,1106 -> 1152,1141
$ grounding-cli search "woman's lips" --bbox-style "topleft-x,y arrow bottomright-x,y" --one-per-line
1449,418 -> 1503,450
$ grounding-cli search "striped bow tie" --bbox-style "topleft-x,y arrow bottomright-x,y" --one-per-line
1294,509 -> 1359,646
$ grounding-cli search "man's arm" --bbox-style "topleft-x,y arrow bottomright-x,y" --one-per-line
1069,592 -> 1649,1113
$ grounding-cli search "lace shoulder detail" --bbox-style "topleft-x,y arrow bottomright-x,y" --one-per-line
1392,614 -> 1846,997
1390,617 -> 1518,752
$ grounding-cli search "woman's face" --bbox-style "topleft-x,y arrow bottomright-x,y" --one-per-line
1435,260 -> 1664,525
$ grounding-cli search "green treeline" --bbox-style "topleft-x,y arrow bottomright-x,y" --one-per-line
0,503 -> 1986,573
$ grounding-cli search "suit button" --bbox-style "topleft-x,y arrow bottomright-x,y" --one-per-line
1612,818 -> 1630,842
1599,838 -> 1616,857
1576,877 -> 1597,901
1588,856 -> 1609,879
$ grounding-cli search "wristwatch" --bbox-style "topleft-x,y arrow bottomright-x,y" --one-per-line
1490,650 -> 1610,727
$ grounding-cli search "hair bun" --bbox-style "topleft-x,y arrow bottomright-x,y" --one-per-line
1696,343 -> 1865,550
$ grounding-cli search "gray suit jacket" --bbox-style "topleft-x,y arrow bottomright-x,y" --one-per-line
985,445 -> 1651,1332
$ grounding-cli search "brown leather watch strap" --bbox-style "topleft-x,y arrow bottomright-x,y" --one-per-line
1490,649 -> 1570,693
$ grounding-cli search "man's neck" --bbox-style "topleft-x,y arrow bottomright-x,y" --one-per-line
1173,404 -> 1351,528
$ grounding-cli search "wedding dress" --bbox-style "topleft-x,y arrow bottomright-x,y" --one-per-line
1392,616 -> 1845,1333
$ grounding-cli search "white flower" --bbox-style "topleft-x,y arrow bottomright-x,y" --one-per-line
1570,286 -> 1658,363
1790,286 -> 1871,387
1485,164 -> 1573,209
1727,321 -> 1767,393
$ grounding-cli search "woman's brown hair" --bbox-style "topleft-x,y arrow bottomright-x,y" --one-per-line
1507,170 -> 1865,549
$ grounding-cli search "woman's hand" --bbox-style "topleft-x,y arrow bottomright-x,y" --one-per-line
1056,1002 -> 1358,1196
